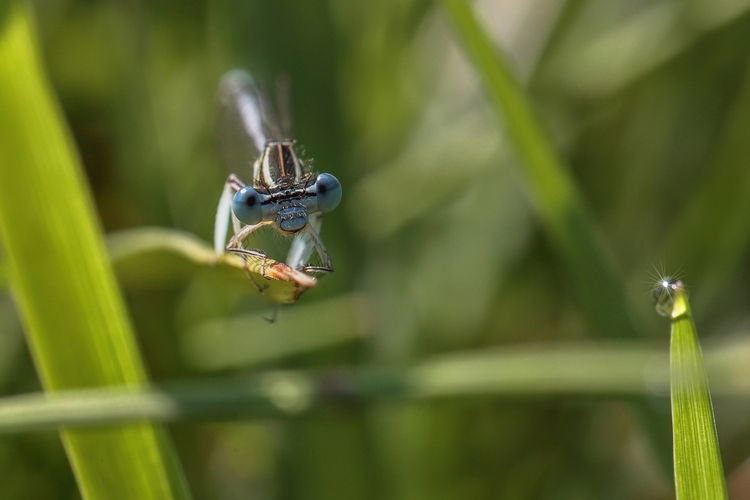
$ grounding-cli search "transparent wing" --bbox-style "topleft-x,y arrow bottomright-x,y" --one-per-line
216,69 -> 281,174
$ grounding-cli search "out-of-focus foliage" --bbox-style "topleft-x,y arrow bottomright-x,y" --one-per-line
1,0 -> 750,497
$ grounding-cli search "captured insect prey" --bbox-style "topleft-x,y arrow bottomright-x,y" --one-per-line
214,70 -> 341,307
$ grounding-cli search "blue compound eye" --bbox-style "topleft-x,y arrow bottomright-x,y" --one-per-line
232,186 -> 263,225
315,173 -> 342,213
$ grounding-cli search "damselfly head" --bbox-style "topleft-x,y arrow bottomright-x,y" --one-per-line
231,167 -> 342,236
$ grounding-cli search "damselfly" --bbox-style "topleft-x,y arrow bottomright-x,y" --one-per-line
214,70 -> 341,285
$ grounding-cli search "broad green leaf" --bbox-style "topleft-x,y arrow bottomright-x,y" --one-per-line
670,285 -> 727,499
0,4 -> 190,499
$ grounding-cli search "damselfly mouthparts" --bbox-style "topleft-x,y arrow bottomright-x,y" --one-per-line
214,70 -> 341,288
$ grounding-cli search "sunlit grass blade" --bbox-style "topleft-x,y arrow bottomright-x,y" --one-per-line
0,5 -> 190,499
108,227 -> 316,304
669,284 -> 727,499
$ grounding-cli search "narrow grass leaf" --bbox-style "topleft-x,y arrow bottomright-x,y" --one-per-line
0,336 -> 748,432
0,5 -> 190,499
670,286 -> 727,499
0,342 -> 665,432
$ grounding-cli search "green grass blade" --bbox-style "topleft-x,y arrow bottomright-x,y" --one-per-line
0,335 -> 747,433
0,5 -> 190,499
0,342 -> 666,433
669,285 -> 727,499
0,374 -> 321,433
439,0 -> 641,341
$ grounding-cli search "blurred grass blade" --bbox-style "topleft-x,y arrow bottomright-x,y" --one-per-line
0,342 -> 667,433
439,0 -> 673,471
2,335 -> 750,432
108,227 -> 316,303
0,5 -> 190,499
439,0 -> 641,341
0,374 -> 323,433
670,286 -> 727,499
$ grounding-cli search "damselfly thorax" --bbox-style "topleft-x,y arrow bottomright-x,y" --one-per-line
255,140 -> 304,187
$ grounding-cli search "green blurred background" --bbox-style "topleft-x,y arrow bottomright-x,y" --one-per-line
3,0 -> 750,498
